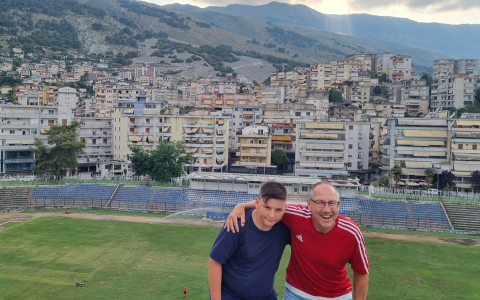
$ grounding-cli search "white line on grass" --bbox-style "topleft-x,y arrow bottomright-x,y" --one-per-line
0,216 -> 39,234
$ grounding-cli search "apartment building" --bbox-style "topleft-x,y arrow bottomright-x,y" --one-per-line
94,85 -> 116,117
256,86 -> 285,104
231,125 -> 273,174
262,103 -> 317,124
430,74 -> 476,111
389,55 -> 412,81
401,80 -> 429,101
135,65 -> 156,79
375,52 -> 394,75
196,93 -> 258,107
314,60 -> 362,90
345,52 -> 375,71
295,121 -> 370,178
229,105 -> 262,150
454,59 -> 479,76
0,104 -> 73,174
329,103 -> 361,121
450,115 -> 480,191
379,118 -> 450,185
433,59 -> 455,79
57,87 -> 77,109
114,98 -> 229,172
76,117 -> 113,174
400,99 -> 429,117
270,124 -> 296,173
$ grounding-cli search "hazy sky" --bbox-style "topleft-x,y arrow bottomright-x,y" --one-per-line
144,0 -> 480,25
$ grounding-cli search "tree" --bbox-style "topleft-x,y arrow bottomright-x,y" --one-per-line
373,85 -> 382,95
378,73 -> 391,83
30,121 -> 85,180
424,168 -> 435,189
420,72 -> 433,87
271,148 -> 289,174
438,170 -> 454,190
471,170 -> 480,193
391,165 -> 402,188
475,87 -> 480,105
456,103 -> 480,117
329,89 -> 342,103
130,140 -> 192,182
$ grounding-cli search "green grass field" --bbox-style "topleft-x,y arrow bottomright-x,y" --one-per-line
1,217 -> 479,300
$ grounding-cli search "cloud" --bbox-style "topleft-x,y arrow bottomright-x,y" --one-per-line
347,0 -> 480,12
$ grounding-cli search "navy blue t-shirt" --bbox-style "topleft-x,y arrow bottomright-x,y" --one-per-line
209,209 -> 291,300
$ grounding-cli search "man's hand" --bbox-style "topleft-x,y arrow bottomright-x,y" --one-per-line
224,200 -> 256,232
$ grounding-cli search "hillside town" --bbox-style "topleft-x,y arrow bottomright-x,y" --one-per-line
1,49 -> 479,192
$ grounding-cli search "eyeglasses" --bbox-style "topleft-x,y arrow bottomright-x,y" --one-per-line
308,199 -> 340,209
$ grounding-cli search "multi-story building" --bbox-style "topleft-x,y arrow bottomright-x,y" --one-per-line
231,125 -> 273,174
114,97 -> 229,172
295,121 -> 370,178
400,99 -> 429,117
256,86 -> 285,104
433,59 -> 455,79
229,105 -> 262,150
375,52 -> 394,75
94,85 -> 117,117
196,93 -> 258,107
57,87 -> 77,109
401,80 -> 429,101
135,65 -> 156,79
454,59 -> 479,76
389,55 -> 412,81
262,103 -> 317,125
450,115 -> 480,191
329,103 -> 361,121
0,104 -> 73,175
430,74 -> 476,111
76,117 -> 114,174
379,118 -> 450,185
270,124 -> 296,173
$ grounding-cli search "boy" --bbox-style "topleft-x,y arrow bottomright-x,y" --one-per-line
209,181 -> 290,300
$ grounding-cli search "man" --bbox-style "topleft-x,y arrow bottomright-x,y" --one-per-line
226,182 -> 369,300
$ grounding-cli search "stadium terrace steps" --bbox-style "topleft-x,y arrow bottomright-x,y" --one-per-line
0,187 -> 32,209
340,198 -> 451,231
443,203 -> 480,232
32,184 -> 116,208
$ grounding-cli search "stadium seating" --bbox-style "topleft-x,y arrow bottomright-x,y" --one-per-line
23,184 -> 456,232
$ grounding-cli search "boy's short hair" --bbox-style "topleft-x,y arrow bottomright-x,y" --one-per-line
259,181 -> 287,203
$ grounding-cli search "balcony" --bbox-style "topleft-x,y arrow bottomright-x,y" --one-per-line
183,123 -> 214,128
237,143 -> 267,148
236,152 -> 267,157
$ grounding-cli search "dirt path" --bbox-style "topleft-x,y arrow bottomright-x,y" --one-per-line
2,211 -> 479,247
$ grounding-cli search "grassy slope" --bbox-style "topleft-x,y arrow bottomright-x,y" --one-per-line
1,217 -> 480,299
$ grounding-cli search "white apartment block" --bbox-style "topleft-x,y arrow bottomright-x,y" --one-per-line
454,59 -> 479,76
234,125 -> 272,167
57,87 -> 77,109
295,122 -> 370,178
262,103 -> 317,125
76,117 -> 114,174
401,80 -> 429,101
430,75 -> 476,111
257,86 -> 285,104
389,55 -> 412,81
379,118 -> 449,185
376,52 -> 393,75
433,59 -> 455,79
0,104 -> 73,174
114,103 -> 229,172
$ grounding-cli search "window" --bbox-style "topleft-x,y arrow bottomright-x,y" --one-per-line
306,112 -> 311,116
295,112 -> 301,116
349,125 -> 353,130
48,110 -> 55,115
358,152 -> 362,158
250,158 -> 256,162
473,145 -> 478,150
103,139 -> 107,144
146,128 -> 150,133
92,139 -> 96,145
458,144 -> 463,150
130,128 -> 134,133
348,155 -> 352,158
302,186 -> 308,192
62,119 -> 67,124
349,144 -> 353,149
9,130 -> 14,134
283,129 -> 289,133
